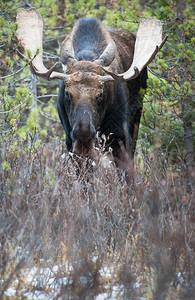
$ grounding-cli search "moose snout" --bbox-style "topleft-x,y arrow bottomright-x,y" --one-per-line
71,120 -> 96,156
72,120 -> 96,142
71,105 -> 97,156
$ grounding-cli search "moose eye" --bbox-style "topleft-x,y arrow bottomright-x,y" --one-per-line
96,92 -> 103,101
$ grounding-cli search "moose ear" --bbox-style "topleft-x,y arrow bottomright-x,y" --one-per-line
94,40 -> 116,67
60,37 -> 76,66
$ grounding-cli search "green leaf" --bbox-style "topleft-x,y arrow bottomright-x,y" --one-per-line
2,161 -> 11,171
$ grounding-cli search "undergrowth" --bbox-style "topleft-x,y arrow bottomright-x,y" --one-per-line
0,140 -> 194,299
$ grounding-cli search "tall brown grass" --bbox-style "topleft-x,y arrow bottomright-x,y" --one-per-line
0,139 -> 194,299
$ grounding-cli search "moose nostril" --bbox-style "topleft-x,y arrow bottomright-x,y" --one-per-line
72,122 -> 96,141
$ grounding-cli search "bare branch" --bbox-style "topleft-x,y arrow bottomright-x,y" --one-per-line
43,24 -> 73,30
0,51 -> 39,80
37,94 -> 58,99
39,110 -> 60,122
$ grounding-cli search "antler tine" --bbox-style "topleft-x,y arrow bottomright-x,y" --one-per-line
16,8 -> 71,82
103,18 -> 167,81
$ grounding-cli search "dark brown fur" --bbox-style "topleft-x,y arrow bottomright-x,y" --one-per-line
57,18 -> 147,174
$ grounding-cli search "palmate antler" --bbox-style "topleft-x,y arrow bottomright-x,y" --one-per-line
16,8 -> 167,82
103,18 -> 168,81
125,18 -> 167,80
16,8 -> 71,81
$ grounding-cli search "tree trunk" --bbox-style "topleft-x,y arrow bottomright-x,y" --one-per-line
175,0 -> 194,193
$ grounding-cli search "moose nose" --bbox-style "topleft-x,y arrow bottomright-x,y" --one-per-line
72,121 -> 96,142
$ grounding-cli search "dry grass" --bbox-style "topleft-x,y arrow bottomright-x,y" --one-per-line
0,139 -> 194,299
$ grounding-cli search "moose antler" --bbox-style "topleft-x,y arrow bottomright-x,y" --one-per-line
16,9 -> 167,83
16,8 -> 71,81
103,18 -> 168,81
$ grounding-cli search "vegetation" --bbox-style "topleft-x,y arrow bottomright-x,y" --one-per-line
0,0 -> 194,299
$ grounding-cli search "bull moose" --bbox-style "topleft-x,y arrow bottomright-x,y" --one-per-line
16,8 -> 167,175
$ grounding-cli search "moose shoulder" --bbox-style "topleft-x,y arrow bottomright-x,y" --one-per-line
16,8 -> 167,173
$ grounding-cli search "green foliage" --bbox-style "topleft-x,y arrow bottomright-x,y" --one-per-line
27,108 -> 40,130
137,0 -> 194,165
0,1 -> 62,177
43,100 -> 59,120
2,161 -> 11,171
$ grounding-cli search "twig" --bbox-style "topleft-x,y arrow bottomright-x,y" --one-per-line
0,50 -> 38,80
0,0 -> 21,16
37,94 -> 58,99
10,75 -> 31,87
0,94 -> 31,114
36,95 -> 58,106
43,52 -> 59,60
44,24 -> 73,30
39,110 -> 60,122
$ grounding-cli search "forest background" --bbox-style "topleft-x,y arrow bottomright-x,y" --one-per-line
0,0 -> 194,299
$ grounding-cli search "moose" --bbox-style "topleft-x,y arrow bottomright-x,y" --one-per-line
16,8 -> 167,175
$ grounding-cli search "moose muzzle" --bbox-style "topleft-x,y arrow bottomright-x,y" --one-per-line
71,105 -> 96,156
